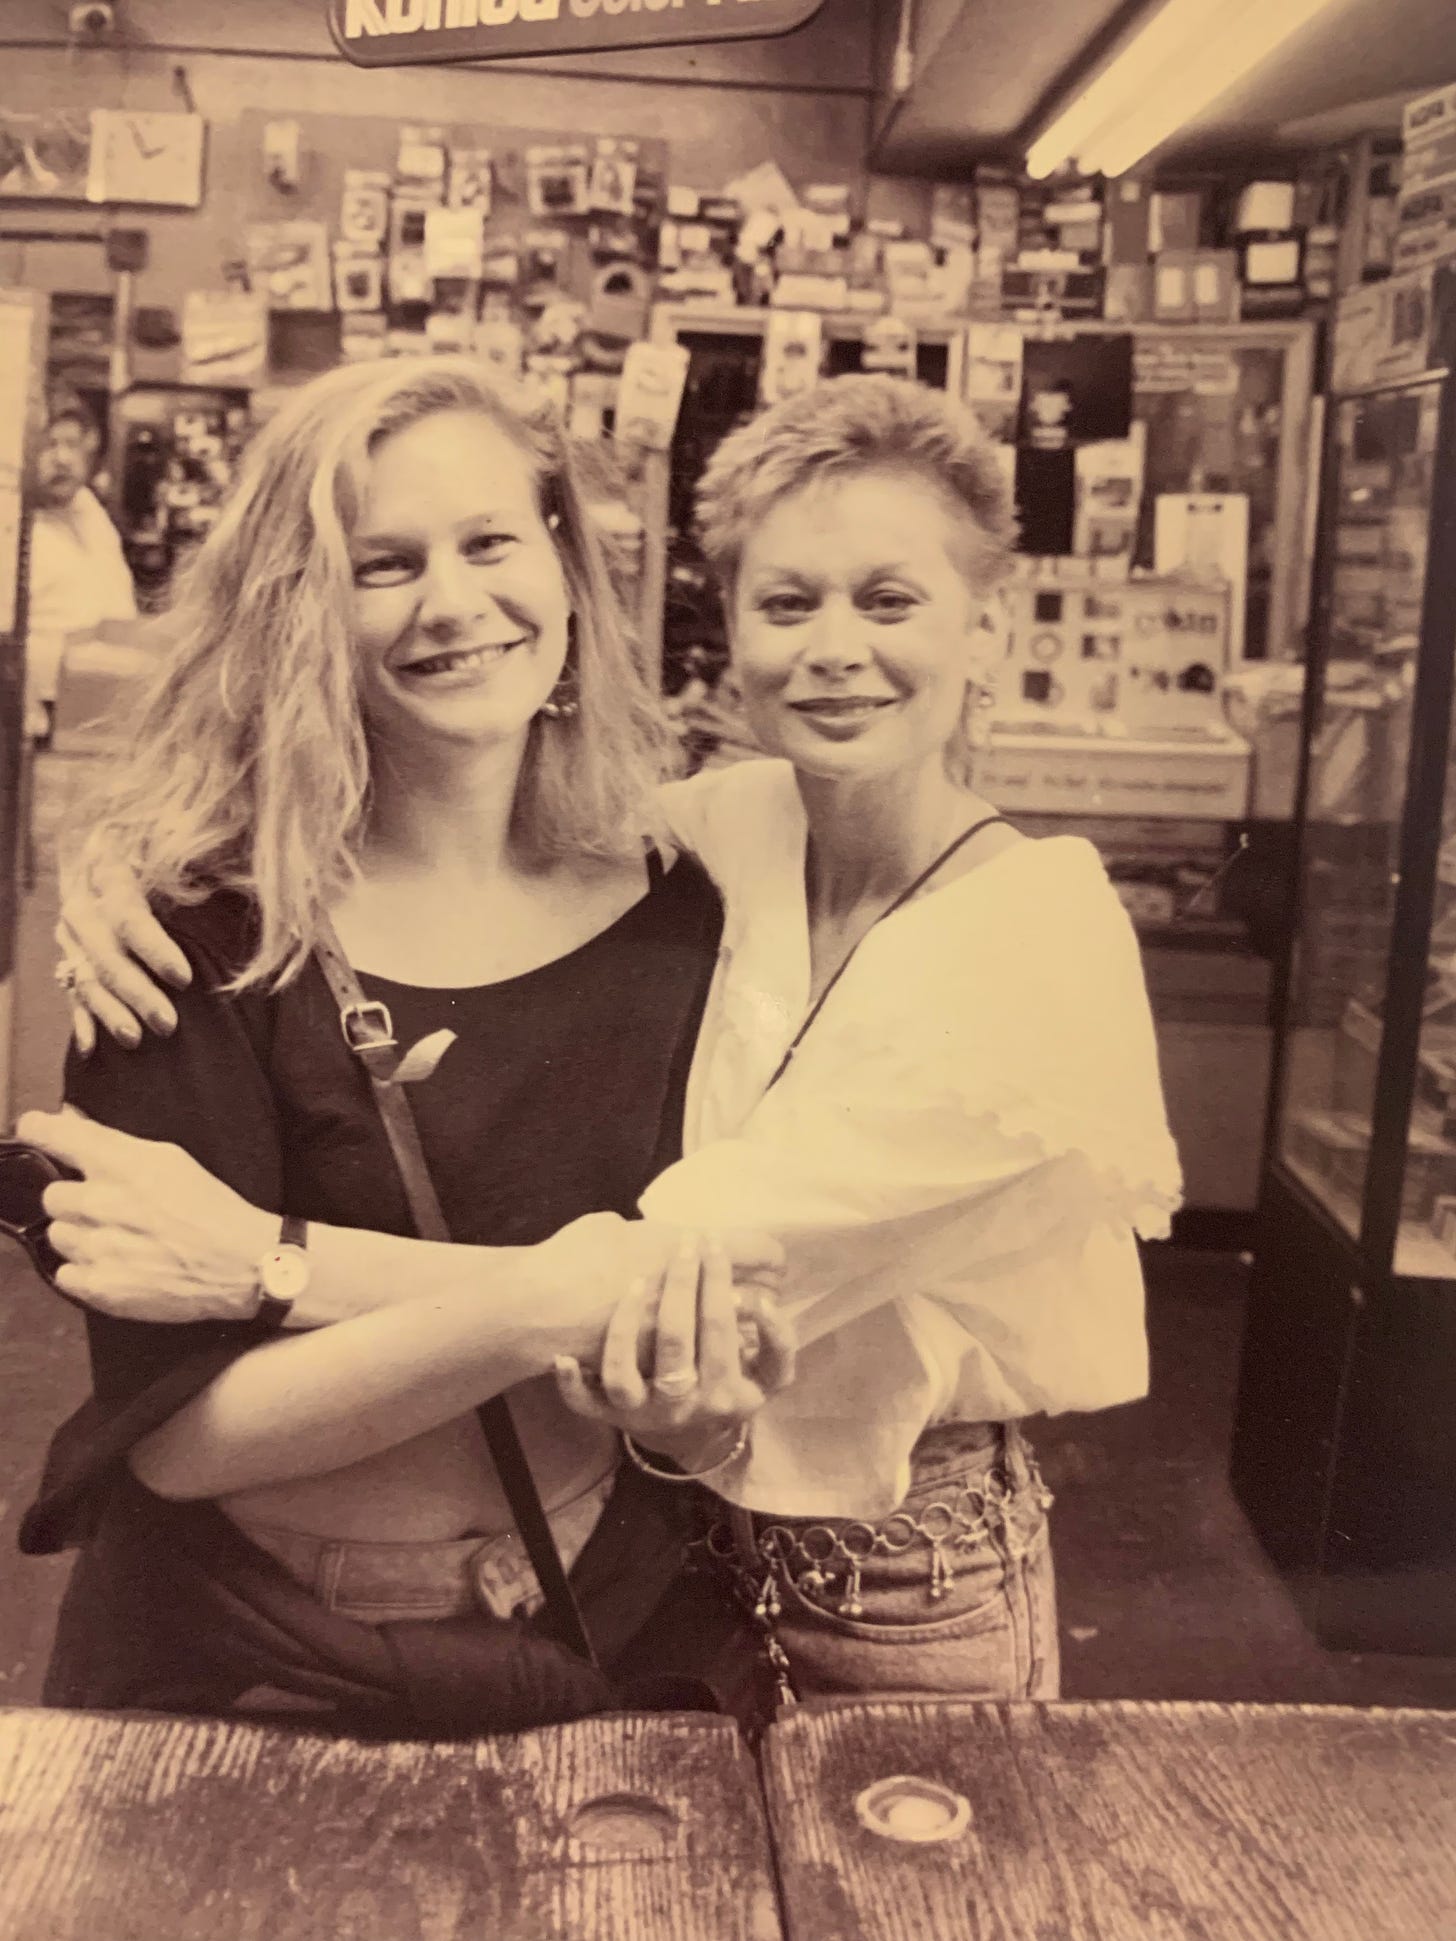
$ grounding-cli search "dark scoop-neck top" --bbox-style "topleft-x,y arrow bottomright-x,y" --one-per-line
355,849 -> 724,1246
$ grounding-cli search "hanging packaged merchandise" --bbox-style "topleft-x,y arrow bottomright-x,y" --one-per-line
531,298 -> 587,359
447,147 -> 493,214
1073,434 -> 1146,560
333,243 -> 384,312
245,219 -> 333,310
424,206 -> 486,281
771,273 -> 848,313
473,309 -> 525,381
396,124 -> 447,190
930,185 -> 976,251
180,291 -> 267,385
426,308 -> 475,353
588,261 -> 652,342
262,120 -> 302,197
760,309 -> 823,406
340,168 -> 391,246
589,139 -> 638,216
589,215 -> 645,262
614,340 -> 690,450
341,312 -> 389,362
579,330 -> 629,375
861,314 -> 917,378
882,239 -> 937,309
522,357 -> 573,414
521,228 -> 570,308
568,371 -> 617,441
964,323 -> 1024,442
387,196 -> 434,304
526,143 -> 590,219
480,244 -> 521,290
803,183 -> 853,243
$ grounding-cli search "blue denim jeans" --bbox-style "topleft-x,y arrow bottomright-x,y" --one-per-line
701,1421 -> 1059,1704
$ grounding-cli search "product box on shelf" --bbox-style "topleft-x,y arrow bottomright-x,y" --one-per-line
1331,262 -> 1456,390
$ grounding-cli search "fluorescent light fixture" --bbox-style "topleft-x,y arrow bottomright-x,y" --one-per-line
1025,0 -> 1340,179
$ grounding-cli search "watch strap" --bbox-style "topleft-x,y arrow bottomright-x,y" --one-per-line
255,1214 -> 307,1328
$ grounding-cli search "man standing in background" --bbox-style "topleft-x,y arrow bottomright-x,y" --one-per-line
26,390 -> 136,743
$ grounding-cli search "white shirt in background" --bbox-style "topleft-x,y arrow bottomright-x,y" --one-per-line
644,758 -> 1184,1518
26,486 -> 137,711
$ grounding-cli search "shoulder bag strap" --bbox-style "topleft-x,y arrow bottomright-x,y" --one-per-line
311,915 -> 599,1667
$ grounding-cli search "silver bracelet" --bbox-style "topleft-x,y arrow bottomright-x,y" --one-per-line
621,1423 -> 749,1483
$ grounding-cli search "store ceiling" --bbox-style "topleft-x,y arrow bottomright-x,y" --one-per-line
872,0 -> 1456,172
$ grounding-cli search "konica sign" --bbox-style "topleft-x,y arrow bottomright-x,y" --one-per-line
330,0 -> 828,66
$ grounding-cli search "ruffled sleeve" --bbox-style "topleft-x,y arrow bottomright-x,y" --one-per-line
639,835 -> 1182,1517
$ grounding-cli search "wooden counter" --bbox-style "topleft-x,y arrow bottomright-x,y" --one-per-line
759,1699 -> 1456,1941
0,1705 -> 782,1941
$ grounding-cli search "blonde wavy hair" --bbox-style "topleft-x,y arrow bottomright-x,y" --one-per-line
76,356 -> 677,992
695,374 -> 1017,785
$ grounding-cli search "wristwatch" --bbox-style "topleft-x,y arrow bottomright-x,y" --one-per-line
254,1214 -> 309,1327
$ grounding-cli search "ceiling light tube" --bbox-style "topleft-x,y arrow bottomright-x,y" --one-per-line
1026,0 -> 1341,179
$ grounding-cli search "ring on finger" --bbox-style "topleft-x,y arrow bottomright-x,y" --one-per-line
651,1367 -> 699,1400
53,957 -> 87,994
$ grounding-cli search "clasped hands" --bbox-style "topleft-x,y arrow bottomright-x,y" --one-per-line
15,1107 -> 796,1466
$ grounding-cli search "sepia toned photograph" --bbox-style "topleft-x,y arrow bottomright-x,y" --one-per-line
0,0 -> 1453,1934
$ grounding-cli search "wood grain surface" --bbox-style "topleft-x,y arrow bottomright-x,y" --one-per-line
760,1699 -> 1456,1941
0,1706 -> 783,1941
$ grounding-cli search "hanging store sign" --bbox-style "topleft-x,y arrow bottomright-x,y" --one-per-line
330,0 -> 827,67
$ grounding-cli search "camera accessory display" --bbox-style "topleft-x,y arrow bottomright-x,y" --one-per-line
980,568 -> 1249,817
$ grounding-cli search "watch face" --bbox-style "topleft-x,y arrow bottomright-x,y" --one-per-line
260,1244 -> 310,1301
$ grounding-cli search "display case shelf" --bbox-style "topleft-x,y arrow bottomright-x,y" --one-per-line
1232,269 -> 1456,1652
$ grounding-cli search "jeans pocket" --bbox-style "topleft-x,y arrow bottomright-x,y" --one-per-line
774,1520 -> 1057,1701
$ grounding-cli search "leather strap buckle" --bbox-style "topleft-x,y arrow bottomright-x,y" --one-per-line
339,999 -> 396,1056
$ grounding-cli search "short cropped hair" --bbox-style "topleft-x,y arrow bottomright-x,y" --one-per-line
695,373 -> 1017,594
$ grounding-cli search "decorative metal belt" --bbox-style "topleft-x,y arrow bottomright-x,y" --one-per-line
694,1456 -> 1054,1708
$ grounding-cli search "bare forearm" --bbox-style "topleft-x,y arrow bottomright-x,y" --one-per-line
131,1252 -> 572,1499
290,1221 -> 517,1325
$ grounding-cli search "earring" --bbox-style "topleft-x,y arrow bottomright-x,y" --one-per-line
540,615 -> 580,721
963,675 -> 997,752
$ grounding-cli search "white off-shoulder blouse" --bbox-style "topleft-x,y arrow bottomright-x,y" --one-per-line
641,758 -> 1183,1518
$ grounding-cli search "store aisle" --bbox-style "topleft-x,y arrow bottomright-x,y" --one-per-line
1039,1246 -> 1456,1708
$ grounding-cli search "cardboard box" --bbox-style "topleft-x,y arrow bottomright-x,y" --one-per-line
1330,262 -> 1456,390
1154,250 -> 1239,322
1104,263 -> 1154,322
1105,176 -> 1151,265
1404,81 -> 1456,150
1151,190 -> 1202,253
1393,222 -> 1456,273
1399,179 -> 1456,229
1402,134 -> 1456,190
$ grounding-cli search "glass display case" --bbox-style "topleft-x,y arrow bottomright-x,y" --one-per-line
1232,271 -> 1456,1653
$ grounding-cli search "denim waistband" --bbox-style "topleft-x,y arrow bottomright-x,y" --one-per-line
714,1420 -> 1041,1570
227,1468 -> 617,1625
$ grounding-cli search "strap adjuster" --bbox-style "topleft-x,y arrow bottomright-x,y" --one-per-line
339,999 -> 397,1056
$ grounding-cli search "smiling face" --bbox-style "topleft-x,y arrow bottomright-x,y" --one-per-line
730,466 -> 991,783
347,408 -> 572,760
